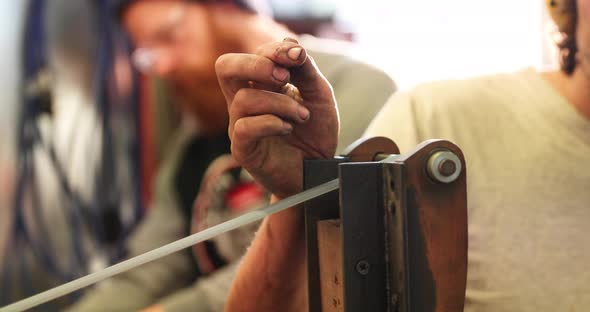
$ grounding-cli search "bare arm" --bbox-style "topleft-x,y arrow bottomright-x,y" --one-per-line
216,39 -> 339,311
225,197 -> 307,312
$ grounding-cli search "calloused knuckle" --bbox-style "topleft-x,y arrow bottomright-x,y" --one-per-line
228,102 -> 240,120
232,119 -> 249,140
233,88 -> 248,104
233,89 -> 255,112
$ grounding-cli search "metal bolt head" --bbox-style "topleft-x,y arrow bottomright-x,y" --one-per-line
356,260 -> 370,275
438,158 -> 457,177
427,150 -> 462,183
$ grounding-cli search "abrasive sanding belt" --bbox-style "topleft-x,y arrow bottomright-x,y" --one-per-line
0,178 -> 340,312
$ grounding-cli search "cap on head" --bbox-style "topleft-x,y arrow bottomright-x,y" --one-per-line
546,0 -> 576,33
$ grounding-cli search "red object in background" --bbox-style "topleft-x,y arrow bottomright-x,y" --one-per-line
225,182 -> 265,214
139,74 -> 156,209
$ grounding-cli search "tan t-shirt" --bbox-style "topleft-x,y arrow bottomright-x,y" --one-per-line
365,68 -> 590,311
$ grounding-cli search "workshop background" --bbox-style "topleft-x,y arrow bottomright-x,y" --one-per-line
0,0 -> 555,309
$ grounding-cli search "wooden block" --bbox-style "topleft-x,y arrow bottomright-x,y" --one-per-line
317,219 -> 344,312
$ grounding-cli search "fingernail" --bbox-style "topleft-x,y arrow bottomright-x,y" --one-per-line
272,67 -> 289,82
287,47 -> 303,61
283,37 -> 299,44
283,122 -> 293,134
298,106 -> 310,121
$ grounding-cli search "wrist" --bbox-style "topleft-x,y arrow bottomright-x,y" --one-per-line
269,194 -> 305,219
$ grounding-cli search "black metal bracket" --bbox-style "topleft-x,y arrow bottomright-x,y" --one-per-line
304,138 -> 467,312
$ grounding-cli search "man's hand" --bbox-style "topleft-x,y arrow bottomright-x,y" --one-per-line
216,38 -> 339,198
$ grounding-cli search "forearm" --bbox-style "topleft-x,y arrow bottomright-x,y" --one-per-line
226,195 -> 307,312
219,39 -> 339,312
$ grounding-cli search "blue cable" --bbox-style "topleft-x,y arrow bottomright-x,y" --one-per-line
94,0 -> 144,263
3,0 -> 51,303
110,25 -> 144,262
4,0 -> 87,304
93,0 -> 119,259
2,0 -> 144,305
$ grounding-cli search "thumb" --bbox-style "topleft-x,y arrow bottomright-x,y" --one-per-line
289,52 -> 334,102
255,38 -> 334,103
281,38 -> 333,102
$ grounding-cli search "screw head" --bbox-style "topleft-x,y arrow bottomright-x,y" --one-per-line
438,158 -> 457,177
356,260 -> 370,275
427,150 -> 462,183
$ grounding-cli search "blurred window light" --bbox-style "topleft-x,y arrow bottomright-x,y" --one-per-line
0,2 -> 24,162
273,0 -> 553,90
336,0 -> 551,89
